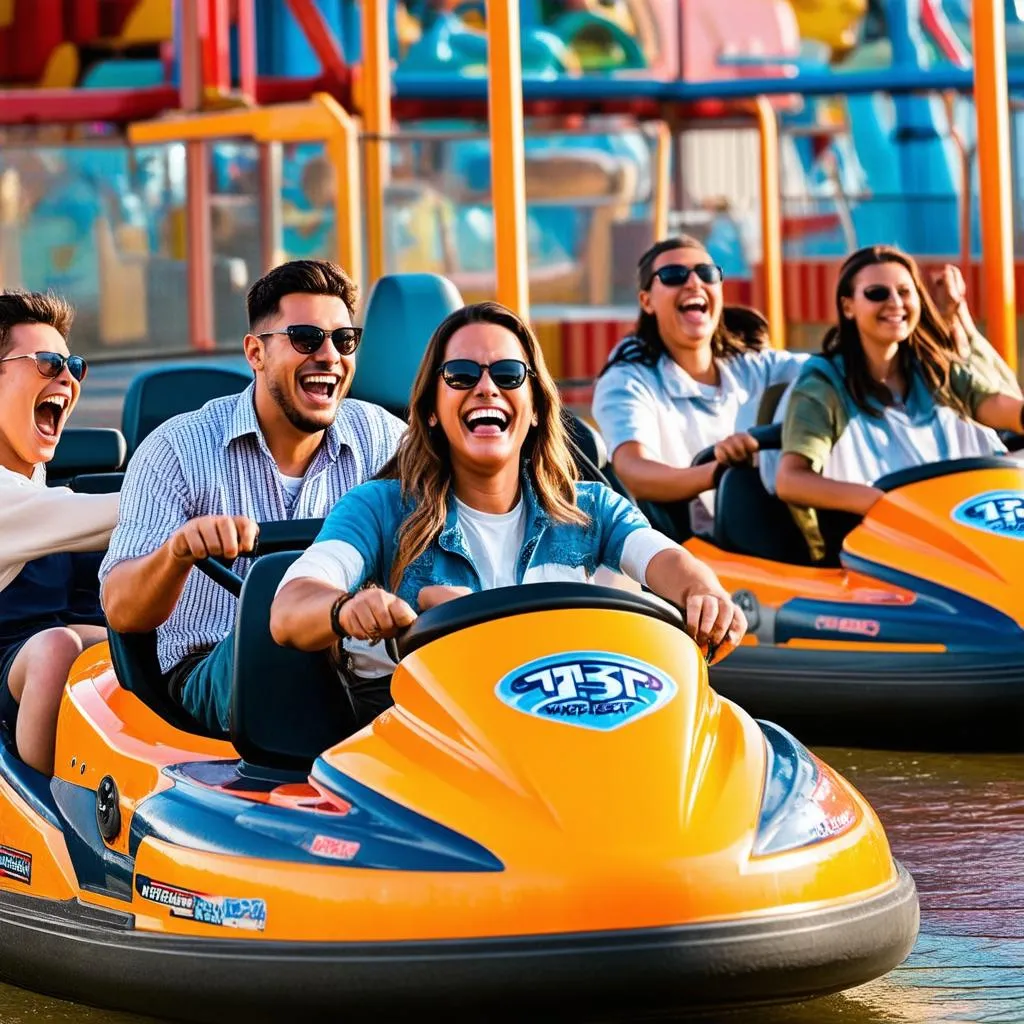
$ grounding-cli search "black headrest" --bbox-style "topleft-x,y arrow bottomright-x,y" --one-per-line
49,428 -> 127,481
122,364 -> 251,456
67,472 -> 124,494
231,552 -> 360,770
562,411 -> 608,469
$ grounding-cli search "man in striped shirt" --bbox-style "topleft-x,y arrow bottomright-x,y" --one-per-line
100,260 -> 405,735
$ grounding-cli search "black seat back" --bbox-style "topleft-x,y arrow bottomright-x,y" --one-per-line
231,552 -> 359,770
107,629 -> 208,734
638,498 -> 693,543
48,428 -> 127,488
713,465 -> 815,565
561,411 -> 637,503
122,364 -> 251,457
712,465 -> 860,567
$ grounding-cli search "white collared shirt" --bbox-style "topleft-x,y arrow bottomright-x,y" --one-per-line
592,344 -> 807,527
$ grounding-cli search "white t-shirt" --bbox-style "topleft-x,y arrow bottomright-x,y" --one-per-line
279,472 -> 304,514
0,463 -> 119,594
454,496 -> 526,590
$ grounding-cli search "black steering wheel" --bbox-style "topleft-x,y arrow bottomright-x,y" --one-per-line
384,582 -> 695,665
690,421 -> 782,468
192,518 -> 325,596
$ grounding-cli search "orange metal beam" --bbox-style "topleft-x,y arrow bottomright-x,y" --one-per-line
752,97 -> 784,349
181,0 -> 215,351
486,0 -> 529,318
362,0 -> 391,284
972,0 -> 1017,371
129,94 -> 363,285
652,121 -> 671,242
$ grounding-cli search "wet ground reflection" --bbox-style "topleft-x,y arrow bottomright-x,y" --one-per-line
0,748 -> 1019,1023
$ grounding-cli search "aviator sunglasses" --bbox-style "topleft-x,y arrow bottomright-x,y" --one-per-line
860,284 -> 912,304
257,324 -> 363,356
648,263 -> 724,288
0,351 -> 88,382
438,359 -> 534,391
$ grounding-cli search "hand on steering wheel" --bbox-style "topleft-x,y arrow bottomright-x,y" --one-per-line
713,432 -> 759,468
682,591 -> 747,666
339,588 -> 417,644
170,515 -> 259,565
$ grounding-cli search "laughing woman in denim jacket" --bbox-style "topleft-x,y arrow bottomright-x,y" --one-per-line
270,302 -> 747,687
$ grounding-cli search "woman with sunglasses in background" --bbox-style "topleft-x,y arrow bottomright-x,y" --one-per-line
0,291 -> 119,775
270,301 -> 747,688
771,245 -> 1024,562
591,236 -> 807,535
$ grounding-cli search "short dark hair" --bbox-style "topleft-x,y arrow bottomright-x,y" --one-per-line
246,259 -> 359,332
0,290 -> 74,359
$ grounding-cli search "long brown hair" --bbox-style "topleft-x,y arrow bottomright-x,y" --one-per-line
386,301 -> 588,591
599,235 -> 748,376
823,244 -> 965,416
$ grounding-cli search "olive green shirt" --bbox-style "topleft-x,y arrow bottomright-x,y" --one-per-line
967,331 -> 1021,398
782,364 -> 1000,561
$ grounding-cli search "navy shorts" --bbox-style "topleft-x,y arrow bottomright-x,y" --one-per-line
0,638 -> 30,733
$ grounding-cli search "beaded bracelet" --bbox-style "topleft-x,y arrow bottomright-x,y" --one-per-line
329,592 -> 353,639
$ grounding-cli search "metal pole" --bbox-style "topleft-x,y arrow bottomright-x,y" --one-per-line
258,143 -> 283,273
652,121 -> 671,241
362,0 -> 391,284
486,0 -> 529,317
181,0 -> 215,350
753,97 -> 784,349
972,0 -> 1017,370
315,94 -> 364,290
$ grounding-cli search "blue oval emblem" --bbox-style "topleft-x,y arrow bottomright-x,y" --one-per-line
952,490 -> 1024,540
495,652 -> 678,731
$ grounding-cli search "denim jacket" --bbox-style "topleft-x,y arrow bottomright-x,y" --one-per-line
313,471 -> 652,609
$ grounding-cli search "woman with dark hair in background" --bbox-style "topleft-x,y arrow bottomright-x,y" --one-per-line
772,244 -> 1024,562
591,235 -> 805,533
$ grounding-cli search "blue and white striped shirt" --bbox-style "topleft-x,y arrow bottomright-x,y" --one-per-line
99,384 -> 405,673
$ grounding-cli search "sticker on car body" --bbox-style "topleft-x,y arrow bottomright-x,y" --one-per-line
135,875 -> 267,931
951,490 -> 1024,539
495,652 -> 677,731
0,844 -> 31,884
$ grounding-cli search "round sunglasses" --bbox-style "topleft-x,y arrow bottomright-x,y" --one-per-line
0,351 -> 88,382
257,324 -> 363,356
438,359 -> 534,391
648,263 -> 724,288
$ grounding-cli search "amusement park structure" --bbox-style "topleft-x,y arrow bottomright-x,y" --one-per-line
0,0 -> 1019,373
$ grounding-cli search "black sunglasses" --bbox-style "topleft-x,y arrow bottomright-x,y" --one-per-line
648,263 -> 724,288
0,351 -> 88,382
861,284 -> 912,303
438,359 -> 534,391
257,324 -> 363,356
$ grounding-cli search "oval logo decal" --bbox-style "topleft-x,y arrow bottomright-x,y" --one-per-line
495,652 -> 678,731
952,490 -> 1024,540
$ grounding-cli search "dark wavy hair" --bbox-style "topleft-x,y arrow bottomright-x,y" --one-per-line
823,245 -> 965,417
599,235 -> 749,377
